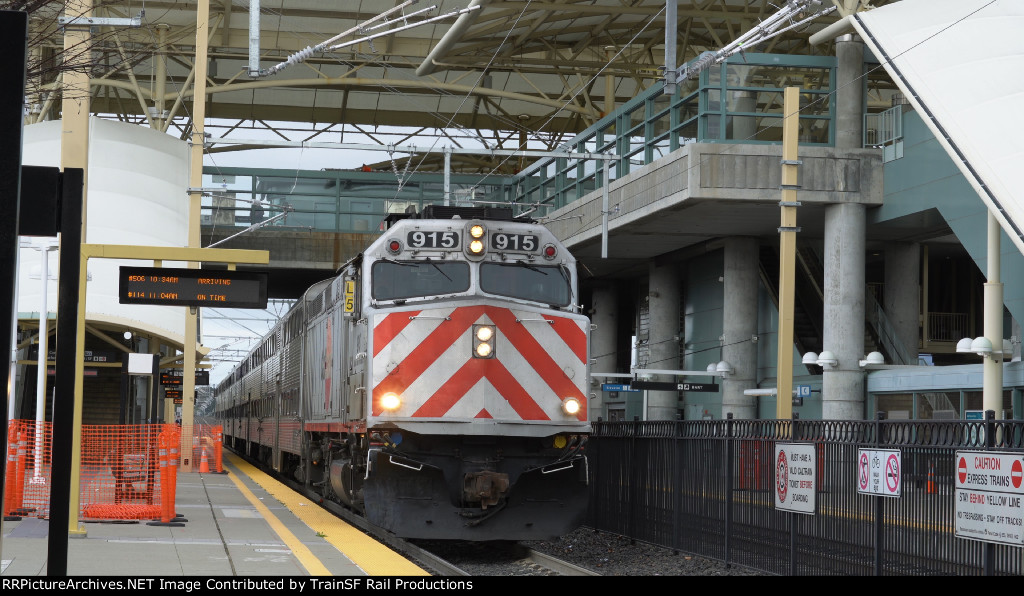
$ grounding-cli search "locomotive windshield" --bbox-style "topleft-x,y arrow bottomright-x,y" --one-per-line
480,262 -> 571,306
372,260 -> 470,300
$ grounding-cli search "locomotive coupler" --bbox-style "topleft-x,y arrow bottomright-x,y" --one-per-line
462,470 -> 510,509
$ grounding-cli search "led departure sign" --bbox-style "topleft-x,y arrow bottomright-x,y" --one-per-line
119,266 -> 268,309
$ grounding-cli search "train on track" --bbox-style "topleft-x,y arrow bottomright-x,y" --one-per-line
212,205 -> 592,540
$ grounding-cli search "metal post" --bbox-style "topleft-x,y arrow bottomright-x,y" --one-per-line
776,87 -> 800,420
664,0 -> 677,96
182,0 -> 213,472
33,244 -> 54,483
601,155 -> 609,259
874,410 -> 886,576
444,146 -> 451,206
725,412 -> 734,568
248,0 -> 261,77
49,167 -> 84,575
0,7 -> 28,564
789,412 -> 799,575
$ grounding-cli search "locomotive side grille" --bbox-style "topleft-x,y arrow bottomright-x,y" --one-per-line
307,291 -> 324,317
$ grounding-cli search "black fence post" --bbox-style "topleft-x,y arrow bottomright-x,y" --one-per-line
725,412 -> 734,568
874,410 -> 886,576
0,10 -> 28,555
790,412 -> 799,576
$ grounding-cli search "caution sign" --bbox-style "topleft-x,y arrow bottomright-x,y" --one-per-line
954,450 -> 1024,546
774,443 -> 816,514
857,448 -> 901,497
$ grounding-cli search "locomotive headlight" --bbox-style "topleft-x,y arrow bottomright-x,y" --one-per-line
466,222 -> 487,258
561,397 -> 582,416
473,324 -> 496,358
380,392 -> 401,411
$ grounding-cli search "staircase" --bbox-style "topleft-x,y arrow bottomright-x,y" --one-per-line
759,246 -> 824,372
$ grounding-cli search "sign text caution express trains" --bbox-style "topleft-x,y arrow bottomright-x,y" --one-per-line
954,450 -> 1024,546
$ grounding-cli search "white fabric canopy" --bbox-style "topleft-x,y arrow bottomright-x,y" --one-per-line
852,0 -> 1024,255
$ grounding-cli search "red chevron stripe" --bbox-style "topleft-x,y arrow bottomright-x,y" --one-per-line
372,306 -> 484,415
413,358 -> 549,420
372,305 -> 585,419
484,307 -> 586,404
544,314 -> 587,363
373,310 -> 422,357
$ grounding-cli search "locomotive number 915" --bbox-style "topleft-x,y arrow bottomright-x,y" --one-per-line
214,205 -> 591,541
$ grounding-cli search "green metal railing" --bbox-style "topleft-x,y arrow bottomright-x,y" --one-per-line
200,168 -> 512,235
506,53 -> 837,214
202,53 -> 839,231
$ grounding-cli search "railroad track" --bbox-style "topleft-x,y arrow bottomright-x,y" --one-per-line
224,446 -> 597,576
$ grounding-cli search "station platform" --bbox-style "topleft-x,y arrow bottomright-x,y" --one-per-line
0,450 -> 429,577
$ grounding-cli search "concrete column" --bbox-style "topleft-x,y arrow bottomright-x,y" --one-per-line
822,203 -> 866,419
721,238 -> 759,419
835,34 -> 865,150
884,241 -> 921,363
647,260 -> 682,420
732,91 -> 757,141
590,284 -> 619,422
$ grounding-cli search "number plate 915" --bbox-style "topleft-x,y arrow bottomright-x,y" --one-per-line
407,231 -> 460,249
490,233 -> 537,251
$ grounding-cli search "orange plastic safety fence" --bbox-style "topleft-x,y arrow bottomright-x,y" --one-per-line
3,421 -> 180,522
4,420 -> 52,518
189,423 -> 223,473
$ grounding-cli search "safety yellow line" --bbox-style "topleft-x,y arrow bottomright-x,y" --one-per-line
225,460 -> 333,576
224,450 -> 427,576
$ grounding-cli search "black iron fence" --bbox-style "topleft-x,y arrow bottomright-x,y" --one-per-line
586,415 -> 1024,576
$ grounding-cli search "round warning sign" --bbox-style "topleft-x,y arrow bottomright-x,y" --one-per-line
775,443 -> 815,514
776,450 -> 788,503
885,453 -> 900,493
856,448 -> 901,497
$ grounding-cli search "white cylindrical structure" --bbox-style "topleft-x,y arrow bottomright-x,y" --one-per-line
32,245 -> 53,482
983,211 -> 1004,417
19,118 -> 190,350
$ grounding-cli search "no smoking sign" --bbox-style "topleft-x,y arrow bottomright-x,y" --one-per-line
857,448 -> 901,497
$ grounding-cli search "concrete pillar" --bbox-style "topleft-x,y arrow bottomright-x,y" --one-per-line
883,241 -> 921,363
721,238 -> 759,419
647,260 -> 682,420
731,91 -> 757,141
835,34 -> 865,150
590,284 -> 619,422
822,203 -> 866,419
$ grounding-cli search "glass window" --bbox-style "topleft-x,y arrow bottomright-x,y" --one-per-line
371,261 -> 470,300
479,263 -> 571,306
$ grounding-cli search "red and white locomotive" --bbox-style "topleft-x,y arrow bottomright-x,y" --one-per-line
214,205 -> 591,540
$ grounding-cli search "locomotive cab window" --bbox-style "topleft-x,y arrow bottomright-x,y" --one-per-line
480,262 -> 571,306
372,260 -> 470,301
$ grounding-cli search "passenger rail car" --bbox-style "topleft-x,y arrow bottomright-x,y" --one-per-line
213,206 -> 592,540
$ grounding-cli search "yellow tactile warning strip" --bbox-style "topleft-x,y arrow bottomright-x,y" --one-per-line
222,450 -> 428,576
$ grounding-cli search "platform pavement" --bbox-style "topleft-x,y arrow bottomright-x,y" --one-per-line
0,450 -> 428,577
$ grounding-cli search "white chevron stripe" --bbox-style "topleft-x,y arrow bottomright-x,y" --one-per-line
370,306 -> 587,420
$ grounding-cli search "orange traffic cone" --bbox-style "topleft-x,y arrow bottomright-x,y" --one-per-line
926,460 -> 936,494
199,448 -> 210,473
